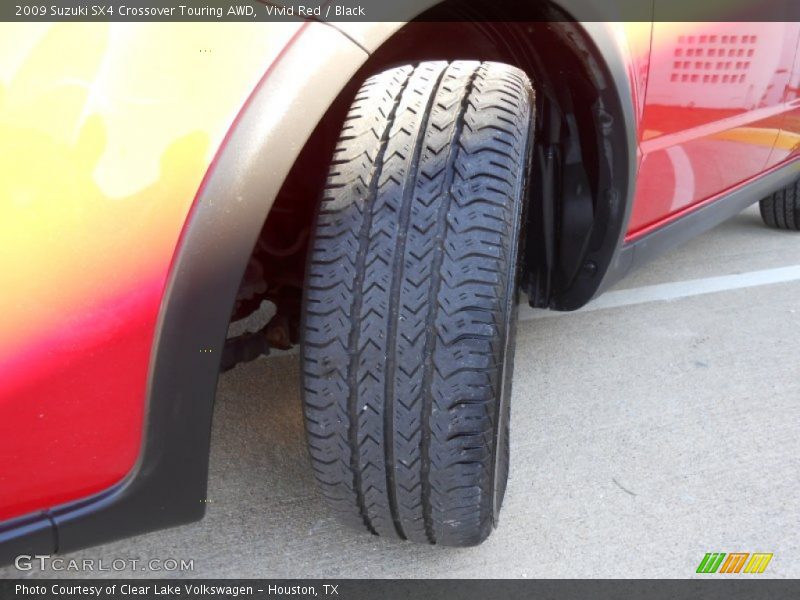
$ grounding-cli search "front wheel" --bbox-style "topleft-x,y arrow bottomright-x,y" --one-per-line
301,61 -> 534,546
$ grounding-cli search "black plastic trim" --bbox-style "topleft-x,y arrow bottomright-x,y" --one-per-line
0,513 -> 56,565
543,21 -> 641,310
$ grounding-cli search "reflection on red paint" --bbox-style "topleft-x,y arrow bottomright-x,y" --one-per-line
0,23 -> 296,522
0,277 -> 163,521
629,22 -> 800,236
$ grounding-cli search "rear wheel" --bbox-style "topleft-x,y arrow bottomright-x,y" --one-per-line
301,61 -> 534,546
759,181 -> 800,231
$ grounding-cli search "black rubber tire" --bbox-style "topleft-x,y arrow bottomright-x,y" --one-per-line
301,61 -> 534,547
759,181 -> 800,231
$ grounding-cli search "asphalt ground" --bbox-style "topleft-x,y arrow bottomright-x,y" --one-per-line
3,205 -> 799,579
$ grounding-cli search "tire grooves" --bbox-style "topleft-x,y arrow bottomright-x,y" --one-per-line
775,188 -> 785,229
302,61 -> 534,547
302,70 -> 407,531
489,69 -> 534,529
795,182 -> 800,230
419,63 -> 482,544
347,67 -> 414,535
759,183 -> 800,231
786,183 -> 796,229
427,64 -> 531,545
383,62 -> 450,541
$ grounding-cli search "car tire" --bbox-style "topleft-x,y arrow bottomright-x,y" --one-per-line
759,182 -> 800,231
301,61 -> 534,546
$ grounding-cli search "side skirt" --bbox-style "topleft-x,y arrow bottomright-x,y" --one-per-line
602,159 -> 800,292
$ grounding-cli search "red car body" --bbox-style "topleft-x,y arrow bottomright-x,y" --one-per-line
1,9 -> 799,560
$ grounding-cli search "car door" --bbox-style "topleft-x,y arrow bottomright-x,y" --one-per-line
767,27 -> 800,165
628,21 -> 798,236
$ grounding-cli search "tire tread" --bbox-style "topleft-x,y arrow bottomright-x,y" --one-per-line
759,180 -> 800,231
302,61 -> 534,546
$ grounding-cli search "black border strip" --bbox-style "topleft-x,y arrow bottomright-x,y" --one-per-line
1,579 -> 798,598
2,0 -> 797,22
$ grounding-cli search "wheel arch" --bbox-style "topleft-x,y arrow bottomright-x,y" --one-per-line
1,6 -> 642,562
264,7 -> 642,319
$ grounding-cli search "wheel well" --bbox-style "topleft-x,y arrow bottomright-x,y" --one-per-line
227,5 -> 634,356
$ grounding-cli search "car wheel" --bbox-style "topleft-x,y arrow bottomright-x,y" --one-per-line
301,61 -> 534,546
759,181 -> 800,231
